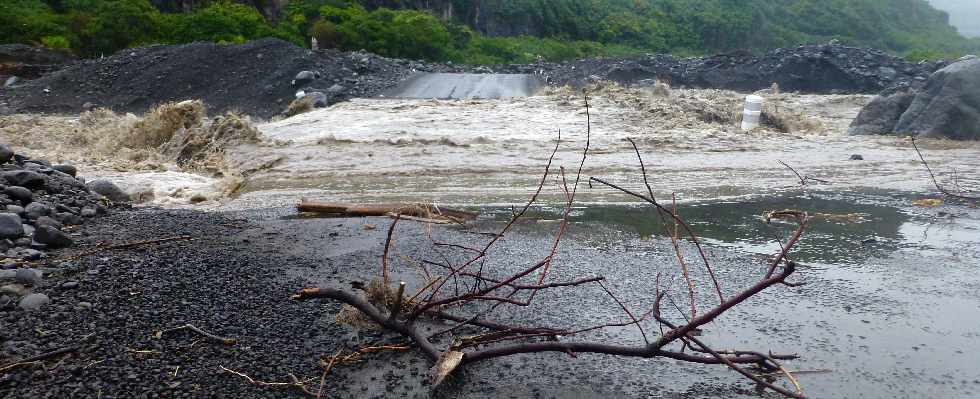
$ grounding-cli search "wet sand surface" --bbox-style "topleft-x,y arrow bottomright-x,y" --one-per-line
242,189 -> 980,398
335,193 -> 980,399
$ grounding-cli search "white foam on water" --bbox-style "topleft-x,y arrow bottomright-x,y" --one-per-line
223,90 -> 980,209
92,170 -> 227,207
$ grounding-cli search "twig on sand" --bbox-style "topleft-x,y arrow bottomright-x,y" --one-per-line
156,324 -> 236,346
62,236 -> 195,260
0,346 -> 79,374
756,369 -> 833,378
763,352 -> 803,395
315,349 -> 343,399
386,212 -> 455,224
218,366 -> 317,398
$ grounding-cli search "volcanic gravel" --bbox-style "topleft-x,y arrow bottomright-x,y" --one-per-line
0,39 -> 467,119
0,208 -> 362,398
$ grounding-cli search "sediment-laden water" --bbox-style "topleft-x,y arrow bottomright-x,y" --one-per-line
220,88 -> 979,209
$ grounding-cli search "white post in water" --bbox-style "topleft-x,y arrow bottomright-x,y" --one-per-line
741,95 -> 764,131
311,37 -> 318,51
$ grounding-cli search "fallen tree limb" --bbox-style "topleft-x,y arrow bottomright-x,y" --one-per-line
911,137 -> 979,201
297,200 -> 477,222
0,346 -> 79,374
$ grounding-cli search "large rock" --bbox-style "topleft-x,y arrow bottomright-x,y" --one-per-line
14,268 -> 41,286
33,226 -> 72,248
0,213 -> 24,239
0,170 -> 46,188
34,216 -> 62,230
86,179 -> 130,203
3,186 -> 32,204
292,70 -> 317,86
893,59 -> 980,140
849,58 -> 980,140
305,91 -> 328,108
0,145 -> 12,164
847,90 -> 916,135
45,170 -> 86,193
51,164 -> 77,177
5,205 -> 24,217
24,202 -> 53,220
18,293 -> 50,312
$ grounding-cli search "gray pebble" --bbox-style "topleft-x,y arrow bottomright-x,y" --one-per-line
18,293 -> 50,312
0,283 -> 26,296
3,186 -> 32,204
24,202 -> 53,220
6,205 -> 24,216
0,213 -> 24,239
33,226 -> 73,248
14,268 -> 42,286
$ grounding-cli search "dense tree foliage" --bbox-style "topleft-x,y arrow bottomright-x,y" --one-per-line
1,0 -> 977,63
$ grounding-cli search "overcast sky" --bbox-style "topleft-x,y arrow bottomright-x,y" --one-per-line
927,0 -> 980,37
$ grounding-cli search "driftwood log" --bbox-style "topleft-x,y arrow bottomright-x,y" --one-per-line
297,200 -> 478,222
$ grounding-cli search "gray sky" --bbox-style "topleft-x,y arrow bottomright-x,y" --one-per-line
927,0 -> 980,37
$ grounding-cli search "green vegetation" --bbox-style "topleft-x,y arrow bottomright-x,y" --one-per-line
0,0 -> 301,56
2,0 -> 978,63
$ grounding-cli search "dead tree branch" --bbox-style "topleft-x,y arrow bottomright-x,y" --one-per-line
0,346 -> 79,374
289,92 -> 811,398
779,160 -> 830,186
911,137 -> 979,201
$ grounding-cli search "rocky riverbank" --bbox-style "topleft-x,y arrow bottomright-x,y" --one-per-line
0,144 -> 131,313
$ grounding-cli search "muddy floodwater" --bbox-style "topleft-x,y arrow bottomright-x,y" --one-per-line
221,90 -> 978,209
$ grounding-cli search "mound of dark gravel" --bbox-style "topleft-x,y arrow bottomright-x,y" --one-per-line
507,42 -> 949,94
0,39 -> 452,119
